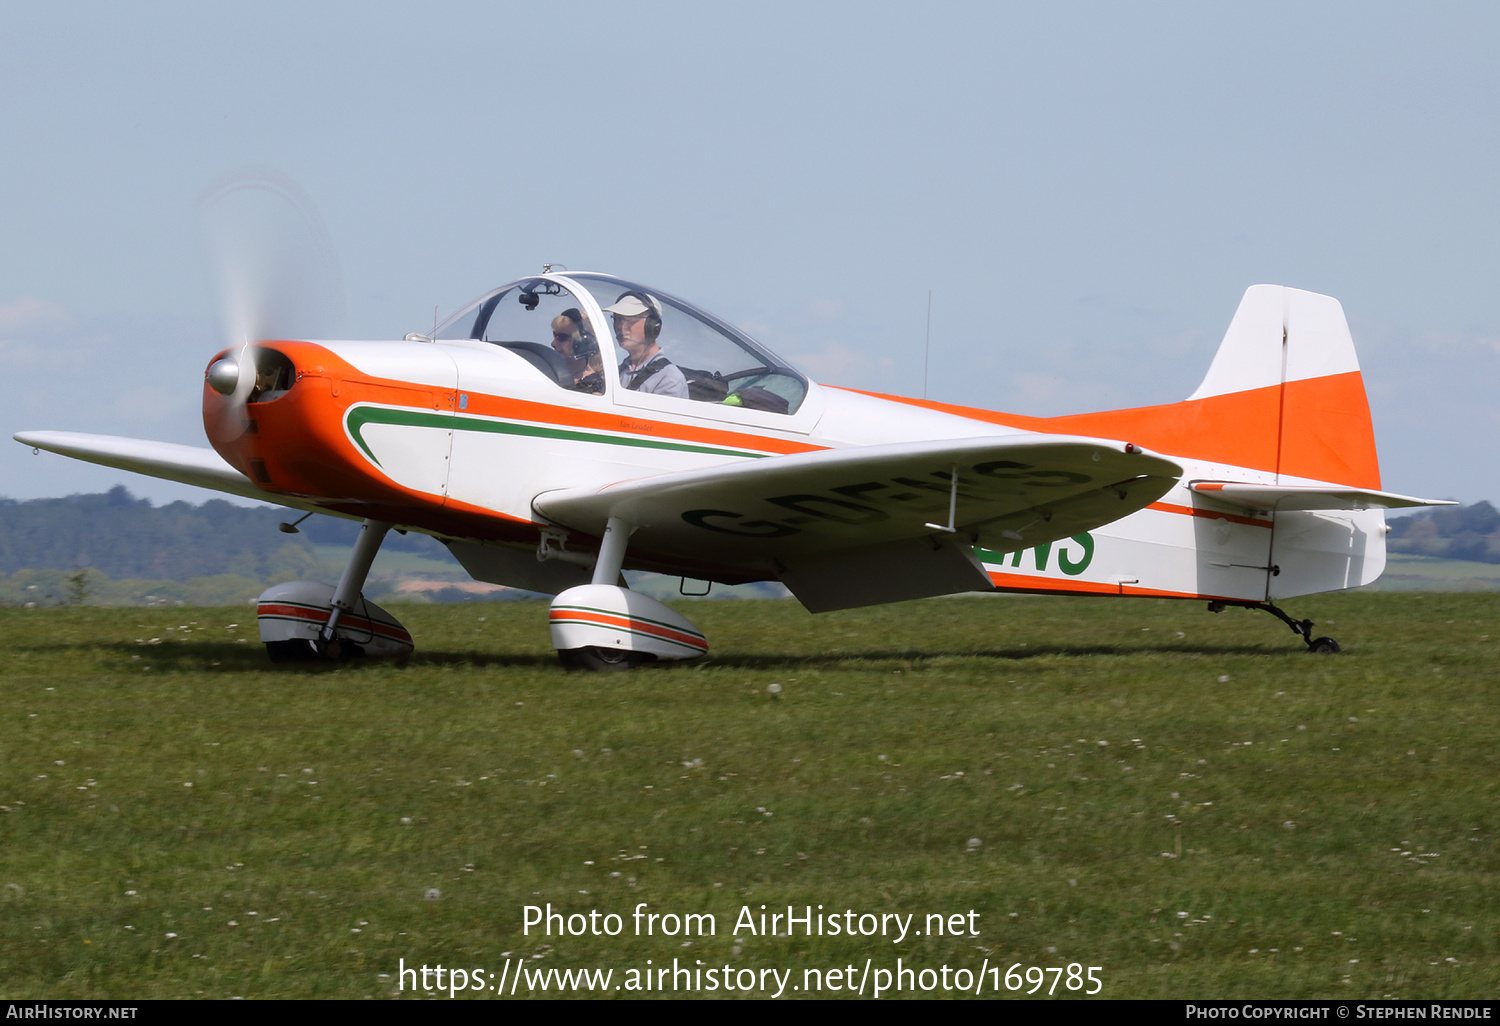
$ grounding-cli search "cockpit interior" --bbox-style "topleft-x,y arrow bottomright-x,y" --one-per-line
434,273 -> 809,415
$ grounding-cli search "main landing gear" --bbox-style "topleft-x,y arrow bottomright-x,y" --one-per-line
1207,600 -> 1341,653
255,518 -> 415,662
548,516 -> 709,671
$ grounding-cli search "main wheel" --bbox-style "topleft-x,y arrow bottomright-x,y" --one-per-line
323,639 -> 365,660
265,639 -> 316,663
558,646 -> 652,672
1306,636 -> 1341,654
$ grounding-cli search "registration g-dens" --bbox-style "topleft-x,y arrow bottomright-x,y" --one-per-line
18,270 -> 1451,666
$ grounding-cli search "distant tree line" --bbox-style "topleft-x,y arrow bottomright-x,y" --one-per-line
1387,501 -> 1500,563
2,488 -> 1494,582
0,486 -> 449,580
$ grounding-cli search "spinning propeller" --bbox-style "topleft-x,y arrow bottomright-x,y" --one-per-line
199,168 -> 345,434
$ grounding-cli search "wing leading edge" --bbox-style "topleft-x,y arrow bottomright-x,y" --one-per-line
534,435 -> 1182,611
14,431 -> 325,512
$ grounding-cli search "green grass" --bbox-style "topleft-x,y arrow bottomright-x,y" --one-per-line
1,593 -> 1495,999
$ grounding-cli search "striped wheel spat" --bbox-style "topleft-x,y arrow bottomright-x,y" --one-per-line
549,604 -> 708,655
258,600 -> 414,647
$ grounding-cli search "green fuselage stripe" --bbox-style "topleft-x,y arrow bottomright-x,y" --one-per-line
345,405 -> 770,466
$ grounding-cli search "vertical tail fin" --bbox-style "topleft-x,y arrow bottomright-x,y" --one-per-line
1186,285 -> 1380,489
1042,285 -> 1381,488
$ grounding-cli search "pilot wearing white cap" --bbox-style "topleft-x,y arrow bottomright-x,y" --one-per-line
604,292 -> 689,399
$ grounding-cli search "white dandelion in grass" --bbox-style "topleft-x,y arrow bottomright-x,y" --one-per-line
425,888 -> 441,902
966,838 -> 982,851
767,683 -> 782,695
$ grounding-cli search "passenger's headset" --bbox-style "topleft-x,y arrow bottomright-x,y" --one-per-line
574,327 -> 599,360
559,307 -> 598,360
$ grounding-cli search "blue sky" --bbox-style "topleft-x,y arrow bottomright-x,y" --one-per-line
3,1 -> 1497,504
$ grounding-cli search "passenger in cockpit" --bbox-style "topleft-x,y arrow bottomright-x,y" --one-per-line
550,308 -> 605,394
606,292 -> 689,399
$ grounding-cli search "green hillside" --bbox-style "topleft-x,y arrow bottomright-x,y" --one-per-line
1387,501 -> 1500,563
1,491 -> 1494,605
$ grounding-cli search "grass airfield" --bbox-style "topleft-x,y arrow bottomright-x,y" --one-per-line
1,593 -> 1495,1000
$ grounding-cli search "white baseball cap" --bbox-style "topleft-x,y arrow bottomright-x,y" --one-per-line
602,292 -> 662,319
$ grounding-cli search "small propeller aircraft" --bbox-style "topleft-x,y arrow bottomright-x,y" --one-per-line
16,269 -> 1451,668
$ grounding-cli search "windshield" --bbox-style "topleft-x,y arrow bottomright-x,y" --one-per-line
567,273 -> 808,414
435,278 -> 606,395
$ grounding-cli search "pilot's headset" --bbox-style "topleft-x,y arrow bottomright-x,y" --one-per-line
612,291 -> 663,342
558,307 -> 598,360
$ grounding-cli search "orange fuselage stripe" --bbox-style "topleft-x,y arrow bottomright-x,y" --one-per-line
838,370 -> 1380,490
983,570 -> 1245,602
458,391 -> 824,457
1146,501 -> 1272,529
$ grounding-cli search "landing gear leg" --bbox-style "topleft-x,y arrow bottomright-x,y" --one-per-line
1207,600 -> 1340,653
316,519 -> 392,658
550,516 -> 708,670
590,515 -> 632,587
555,516 -> 640,671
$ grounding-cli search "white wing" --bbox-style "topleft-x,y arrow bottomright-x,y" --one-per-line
14,431 -> 327,513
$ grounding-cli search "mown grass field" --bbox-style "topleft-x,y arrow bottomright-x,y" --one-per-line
1,593 -> 1495,1000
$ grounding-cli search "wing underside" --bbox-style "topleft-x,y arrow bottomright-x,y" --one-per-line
535,434 -> 1182,611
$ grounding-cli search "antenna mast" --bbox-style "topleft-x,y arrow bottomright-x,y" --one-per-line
922,290 -> 932,400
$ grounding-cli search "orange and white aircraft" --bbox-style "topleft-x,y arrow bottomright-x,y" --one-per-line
15,271 -> 1449,668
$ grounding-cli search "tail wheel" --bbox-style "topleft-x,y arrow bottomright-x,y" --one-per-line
1306,636 -> 1341,654
558,646 -> 654,672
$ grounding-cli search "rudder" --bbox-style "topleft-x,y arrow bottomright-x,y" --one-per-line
1186,285 -> 1380,489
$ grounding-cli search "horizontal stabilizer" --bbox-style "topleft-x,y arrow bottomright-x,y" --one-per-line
1191,481 -> 1456,512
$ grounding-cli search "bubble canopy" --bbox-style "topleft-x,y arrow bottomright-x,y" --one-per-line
434,272 -> 808,415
